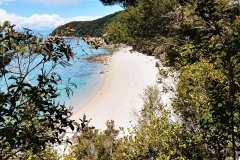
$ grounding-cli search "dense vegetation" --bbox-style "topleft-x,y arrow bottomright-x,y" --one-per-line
100,0 -> 138,7
2,0 -> 240,159
64,0 -> 240,159
51,12 -> 121,37
0,21 -> 83,159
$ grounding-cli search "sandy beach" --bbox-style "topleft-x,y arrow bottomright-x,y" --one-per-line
71,47 -> 159,130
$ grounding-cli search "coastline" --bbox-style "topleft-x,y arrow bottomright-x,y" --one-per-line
70,73 -> 106,112
70,46 -> 159,130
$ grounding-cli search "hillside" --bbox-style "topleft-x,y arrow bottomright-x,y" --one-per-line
50,11 -> 120,37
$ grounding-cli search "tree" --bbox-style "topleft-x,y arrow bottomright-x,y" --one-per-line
51,12 -> 120,38
0,21 -> 80,159
99,0 -> 138,7
172,0 -> 240,159
16,147 -> 60,160
105,0 -> 179,55
104,0 -> 240,158
64,119 -> 120,160
110,86 -> 209,159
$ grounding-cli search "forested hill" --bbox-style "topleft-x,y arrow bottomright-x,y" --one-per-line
50,11 -> 120,37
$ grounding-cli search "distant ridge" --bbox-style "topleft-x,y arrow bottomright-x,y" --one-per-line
50,11 -> 121,37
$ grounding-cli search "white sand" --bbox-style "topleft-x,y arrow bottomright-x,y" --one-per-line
71,47 -> 159,130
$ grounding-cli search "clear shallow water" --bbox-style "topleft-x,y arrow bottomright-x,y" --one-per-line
55,40 -> 109,111
0,39 -> 110,112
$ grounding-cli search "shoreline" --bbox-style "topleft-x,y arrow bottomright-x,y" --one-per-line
70,73 -> 106,112
70,46 -> 159,130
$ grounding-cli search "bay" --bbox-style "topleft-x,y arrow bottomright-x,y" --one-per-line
0,36 -> 110,112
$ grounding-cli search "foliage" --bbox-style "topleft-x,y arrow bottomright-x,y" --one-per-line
63,86 -> 211,159
105,0 -> 179,56
51,12 -> 121,38
5,0 -> 239,159
171,0 -> 240,159
16,147 -> 60,160
104,10 -> 133,44
0,21 -> 81,159
64,119 -> 120,160
112,86 -> 209,159
54,0 -> 240,159
99,0 -> 138,7
102,0 -> 240,159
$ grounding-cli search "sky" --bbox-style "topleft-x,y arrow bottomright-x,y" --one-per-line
0,0 -> 123,31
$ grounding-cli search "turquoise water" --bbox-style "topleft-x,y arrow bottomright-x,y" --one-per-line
55,40 -> 109,111
0,39 -> 110,112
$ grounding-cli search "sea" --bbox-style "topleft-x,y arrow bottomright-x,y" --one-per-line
52,39 -> 110,112
0,29 -> 112,112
